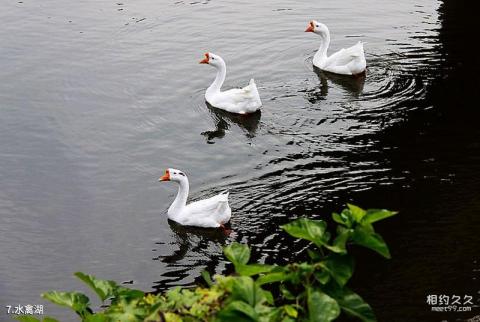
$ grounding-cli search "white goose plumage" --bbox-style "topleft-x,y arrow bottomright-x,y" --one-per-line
200,52 -> 262,114
159,168 -> 231,228
305,20 -> 366,76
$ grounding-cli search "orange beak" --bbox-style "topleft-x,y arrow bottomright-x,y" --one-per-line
159,170 -> 170,181
199,52 -> 209,64
305,21 -> 314,32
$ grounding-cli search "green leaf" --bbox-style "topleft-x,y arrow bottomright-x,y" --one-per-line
362,209 -> 397,224
352,226 -> 391,258
307,249 -> 323,261
104,298 -> 148,322
336,289 -> 376,322
84,314 -> 108,322
43,318 -> 61,322
307,288 -> 340,322
347,204 -> 367,223
229,276 -> 258,306
164,313 -> 182,322
330,227 -> 352,254
256,271 -> 289,285
334,211 -> 353,228
201,270 -> 214,287
218,300 -> 258,322
15,317 -> 42,322
263,289 -> 274,305
75,272 -> 118,302
314,270 -> 331,285
281,218 -> 330,248
17,317 -> 59,322
283,305 -> 298,318
41,291 -> 91,318
332,212 -> 346,225
114,288 -> 145,303
224,243 -> 251,267
236,263 -> 274,277
279,285 -> 295,300
321,254 -> 354,287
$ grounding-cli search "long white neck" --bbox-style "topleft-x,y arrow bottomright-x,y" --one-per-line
206,60 -> 226,96
313,31 -> 331,66
168,177 -> 189,215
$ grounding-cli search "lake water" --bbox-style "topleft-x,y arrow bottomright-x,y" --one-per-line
1,0 -> 479,321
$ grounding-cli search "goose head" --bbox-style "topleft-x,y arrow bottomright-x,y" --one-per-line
199,52 -> 225,68
159,168 -> 187,183
305,20 -> 329,36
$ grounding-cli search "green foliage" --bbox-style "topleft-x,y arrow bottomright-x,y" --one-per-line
16,317 -> 60,322
22,204 -> 396,322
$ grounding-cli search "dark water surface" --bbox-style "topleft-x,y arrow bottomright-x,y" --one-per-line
1,0 -> 479,321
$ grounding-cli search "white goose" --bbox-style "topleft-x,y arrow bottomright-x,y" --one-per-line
200,52 -> 262,114
305,20 -> 366,76
159,168 -> 231,229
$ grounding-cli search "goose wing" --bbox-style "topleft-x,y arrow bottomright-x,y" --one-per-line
325,42 -> 364,68
180,191 -> 231,227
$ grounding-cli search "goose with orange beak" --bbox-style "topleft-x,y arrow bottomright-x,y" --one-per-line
199,52 -> 262,114
305,20 -> 366,76
159,168 -> 231,229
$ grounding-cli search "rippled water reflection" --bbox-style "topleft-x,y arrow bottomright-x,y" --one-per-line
1,0 -> 478,321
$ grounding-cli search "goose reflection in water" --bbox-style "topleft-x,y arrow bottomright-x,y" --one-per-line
315,66 -> 366,96
305,67 -> 366,103
151,219 -> 228,292
201,102 -> 261,143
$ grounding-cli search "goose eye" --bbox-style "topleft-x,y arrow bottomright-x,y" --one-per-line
179,172 -> 186,177
316,25 -> 319,27
211,57 -> 215,60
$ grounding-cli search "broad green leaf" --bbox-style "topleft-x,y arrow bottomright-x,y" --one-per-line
42,291 -> 90,318
352,226 -> 391,258
362,209 -> 397,224
332,212 -> 346,225
263,290 -> 274,305
236,263 -> 274,276
15,317 -> 42,322
307,288 -> 340,322
261,307 -> 285,322
43,318 -> 60,322
229,276 -> 266,307
104,299 -> 147,322
314,270 -> 331,285
347,204 -> 367,223
330,227 -> 353,254
321,254 -> 354,287
283,305 -> 298,318
281,218 -> 330,248
84,314 -> 108,322
224,243 -> 251,267
334,211 -> 353,228
336,289 -> 376,322
75,272 -> 118,302
217,300 -> 258,322
256,271 -> 289,285
114,287 -> 145,302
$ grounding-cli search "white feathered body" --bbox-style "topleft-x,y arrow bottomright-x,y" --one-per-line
168,191 -> 231,228
206,79 -> 261,114
314,41 -> 366,76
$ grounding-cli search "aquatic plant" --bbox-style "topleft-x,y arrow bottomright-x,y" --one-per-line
17,204 -> 396,322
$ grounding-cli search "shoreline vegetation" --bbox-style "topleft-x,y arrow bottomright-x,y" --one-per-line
17,204 -> 396,322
